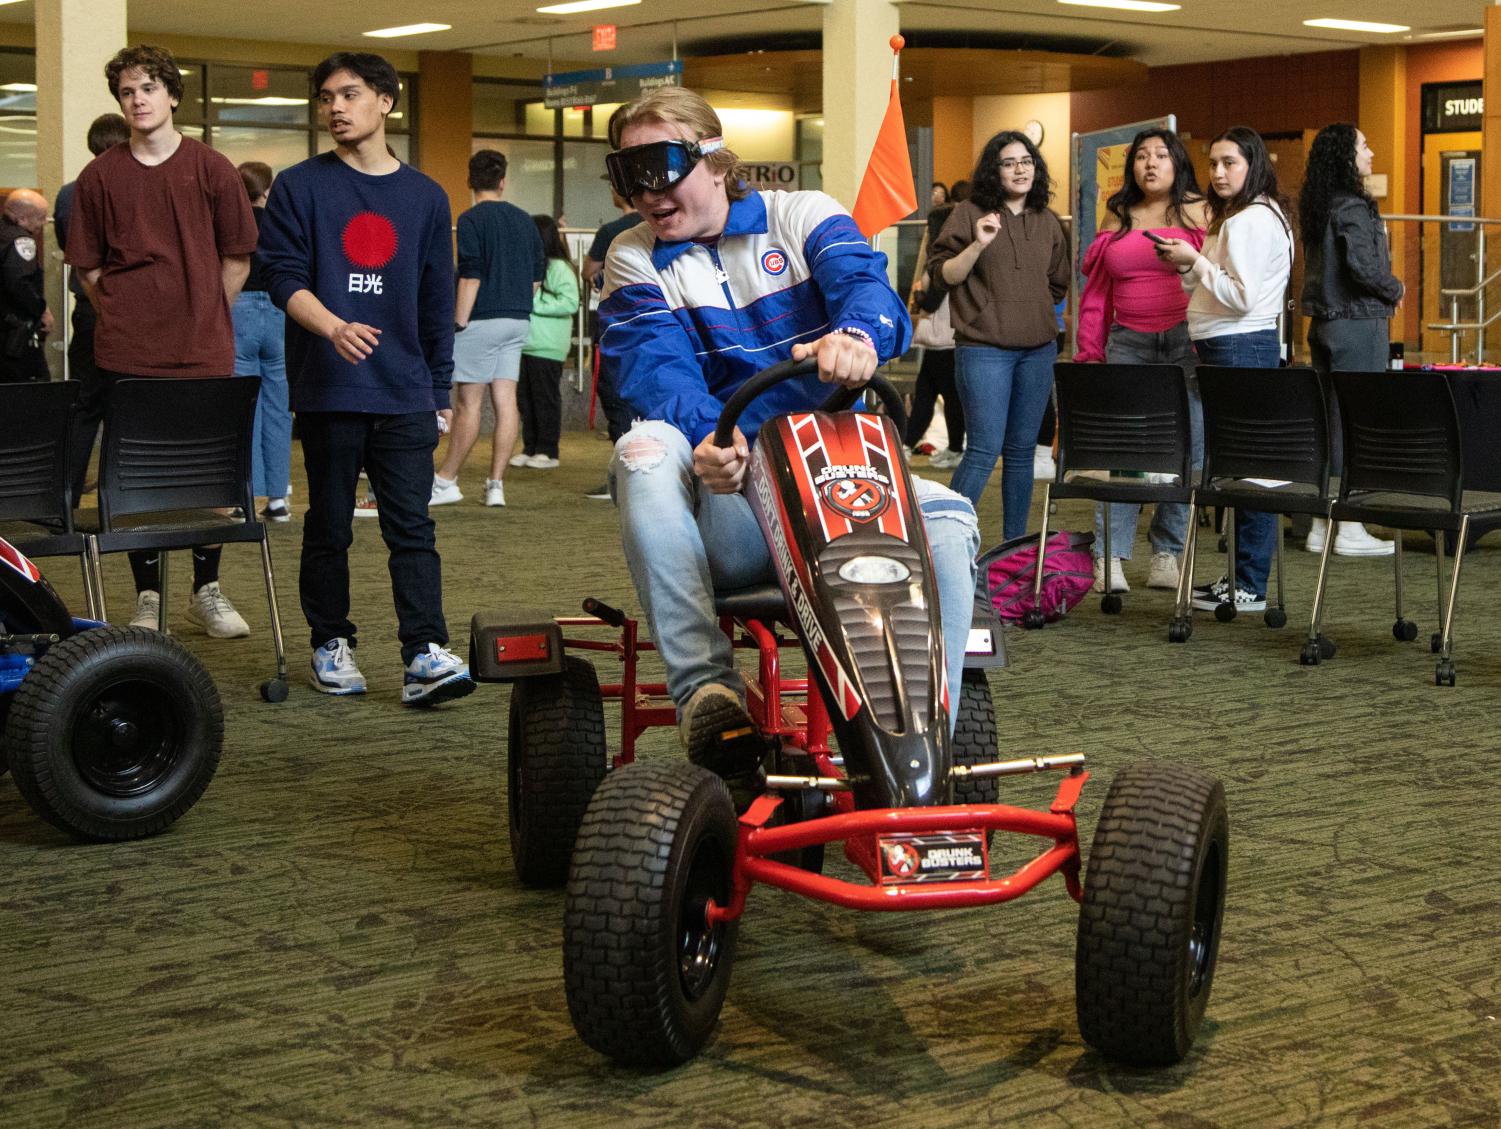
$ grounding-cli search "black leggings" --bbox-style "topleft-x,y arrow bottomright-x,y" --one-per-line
904,348 -> 964,451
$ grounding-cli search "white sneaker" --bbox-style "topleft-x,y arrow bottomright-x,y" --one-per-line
484,479 -> 506,507
508,452 -> 531,468
525,454 -> 560,469
1146,551 -> 1180,590
929,448 -> 964,469
186,582 -> 251,639
1033,445 -> 1056,480
309,637 -> 366,695
402,643 -> 475,706
128,590 -> 161,631
1305,517 -> 1330,554
1092,557 -> 1129,594
1333,522 -> 1394,557
430,476 -> 463,506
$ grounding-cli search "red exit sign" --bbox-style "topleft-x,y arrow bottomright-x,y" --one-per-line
592,24 -> 616,51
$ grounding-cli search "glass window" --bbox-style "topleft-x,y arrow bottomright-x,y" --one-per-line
218,127 -> 312,174
473,79 -> 545,136
210,65 -> 308,126
590,103 -> 621,140
175,64 -> 207,125
471,136 -> 555,218
0,49 -> 34,187
524,101 -> 556,137
560,140 -> 615,229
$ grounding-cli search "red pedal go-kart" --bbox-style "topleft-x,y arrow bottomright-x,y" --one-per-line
470,359 -> 1229,1068
0,537 -> 223,841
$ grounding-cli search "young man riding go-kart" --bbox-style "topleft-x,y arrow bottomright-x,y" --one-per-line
597,86 -> 980,774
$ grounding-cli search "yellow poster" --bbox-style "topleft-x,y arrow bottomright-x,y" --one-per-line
1094,142 -> 1130,228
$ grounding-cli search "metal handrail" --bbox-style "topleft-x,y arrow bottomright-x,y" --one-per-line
1440,267 -> 1501,299
1428,308 -> 1501,332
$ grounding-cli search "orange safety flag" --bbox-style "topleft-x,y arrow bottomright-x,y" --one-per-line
851,36 -> 917,238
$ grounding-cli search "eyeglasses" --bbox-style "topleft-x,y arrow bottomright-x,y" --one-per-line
604,137 -> 724,200
999,157 -> 1035,171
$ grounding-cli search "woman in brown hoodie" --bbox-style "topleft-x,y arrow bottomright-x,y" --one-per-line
928,130 -> 1070,539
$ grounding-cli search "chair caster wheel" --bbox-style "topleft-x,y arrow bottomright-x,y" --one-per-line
1264,607 -> 1287,629
1299,642 -> 1321,666
1101,594 -> 1123,615
1435,660 -> 1456,687
1214,602 -> 1236,623
1318,635 -> 1336,660
1021,608 -> 1045,630
1392,619 -> 1418,642
1430,632 -> 1443,654
1167,619 -> 1191,643
260,678 -> 289,703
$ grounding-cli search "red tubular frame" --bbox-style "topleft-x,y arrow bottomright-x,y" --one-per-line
552,607 -> 1086,923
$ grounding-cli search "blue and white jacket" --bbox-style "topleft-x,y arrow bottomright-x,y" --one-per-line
598,190 -> 911,445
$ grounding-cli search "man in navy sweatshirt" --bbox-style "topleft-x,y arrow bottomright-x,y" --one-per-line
258,51 -> 473,706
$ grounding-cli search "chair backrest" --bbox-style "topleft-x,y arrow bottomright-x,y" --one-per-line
1198,365 -> 1331,491
98,377 -> 260,526
1332,370 -> 1462,509
0,380 -> 76,527
1053,362 -> 1191,478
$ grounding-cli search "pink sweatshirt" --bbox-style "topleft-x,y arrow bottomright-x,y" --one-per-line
1073,226 -> 1207,362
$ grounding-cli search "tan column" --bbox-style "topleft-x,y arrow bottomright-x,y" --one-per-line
35,0 -> 126,202
1358,45 -> 1406,345
1485,6 -> 1501,220
417,51 -> 474,229
820,0 -> 901,209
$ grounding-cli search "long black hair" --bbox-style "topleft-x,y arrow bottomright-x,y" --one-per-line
533,213 -> 571,265
1299,122 -> 1374,245
1106,128 -> 1203,239
1205,126 -> 1288,236
969,131 -> 1052,214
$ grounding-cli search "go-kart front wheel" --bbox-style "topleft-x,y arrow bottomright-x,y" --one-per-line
507,655 -> 607,888
952,671 -> 999,806
3,626 -> 223,841
1075,761 -> 1228,1066
564,761 -> 739,1066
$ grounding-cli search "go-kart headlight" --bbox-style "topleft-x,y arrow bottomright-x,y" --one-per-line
836,555 -> 911,585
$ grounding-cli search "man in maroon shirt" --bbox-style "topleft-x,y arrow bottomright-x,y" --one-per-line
66,44 -> 260,637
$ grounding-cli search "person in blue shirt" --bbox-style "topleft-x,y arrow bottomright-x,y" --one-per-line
598,86 -> 979,777
258,51 -> 472,707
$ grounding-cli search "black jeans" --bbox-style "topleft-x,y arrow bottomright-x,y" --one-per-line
66,299 -> 105,500
518,353 -> 563,458
298,410 -> 447,665
904,347 -> 964,451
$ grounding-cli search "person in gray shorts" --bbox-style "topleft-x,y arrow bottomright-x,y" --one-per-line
432,149 -> 546,509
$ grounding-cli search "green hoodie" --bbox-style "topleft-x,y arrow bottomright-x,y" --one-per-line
523,257 -> 580,361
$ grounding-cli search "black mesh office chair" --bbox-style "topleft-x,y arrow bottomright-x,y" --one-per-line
0,380 -> 103,616
1306,370 -> 1501,685
94,378 -> 289,701
1190,366 -> 1334,641
1032,363 -> 1195,633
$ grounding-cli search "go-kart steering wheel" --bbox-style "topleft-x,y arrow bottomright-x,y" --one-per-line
712,357 -> 909,449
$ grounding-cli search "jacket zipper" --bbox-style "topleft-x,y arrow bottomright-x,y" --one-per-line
706,243 -> 735,307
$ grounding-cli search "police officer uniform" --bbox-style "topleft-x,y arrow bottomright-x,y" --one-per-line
0,215 -> 48,383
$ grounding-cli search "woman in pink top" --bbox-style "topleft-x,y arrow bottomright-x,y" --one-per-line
1075,128 -> 1207,595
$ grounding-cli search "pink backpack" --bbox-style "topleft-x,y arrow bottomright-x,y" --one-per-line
977,530 -> 1096,624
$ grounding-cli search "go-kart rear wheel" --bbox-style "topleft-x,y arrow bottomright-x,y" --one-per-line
507,655 -> 607,888
1075,761 -> 1228,1066
952,671 -> 999,806
3,626 -> 223,841
564,761 -> 739,1066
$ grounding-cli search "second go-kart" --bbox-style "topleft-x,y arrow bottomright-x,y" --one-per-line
0,536 -> 223,841
471,359 -> 1228,1069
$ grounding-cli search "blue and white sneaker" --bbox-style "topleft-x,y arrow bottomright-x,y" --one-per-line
401,643 -> 475,706
310,637 -> 366,695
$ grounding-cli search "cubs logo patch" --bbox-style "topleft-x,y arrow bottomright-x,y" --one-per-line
760,247 -> 788,276
820,476 -> 889,523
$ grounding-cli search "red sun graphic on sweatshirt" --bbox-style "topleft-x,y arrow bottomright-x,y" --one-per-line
342,211 -> 399,269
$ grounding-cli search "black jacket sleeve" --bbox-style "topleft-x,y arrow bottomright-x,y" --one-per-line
1331,199 -> 1403,305
0,237 -> 45,321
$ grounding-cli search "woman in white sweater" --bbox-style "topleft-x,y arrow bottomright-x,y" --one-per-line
1155,126 -> 1293,615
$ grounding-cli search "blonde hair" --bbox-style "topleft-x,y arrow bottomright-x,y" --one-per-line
607,86 -> 750,202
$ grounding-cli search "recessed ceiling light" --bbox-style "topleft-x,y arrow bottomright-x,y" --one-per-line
1057,0 -> 1182,11
362,23 -> 452,39
536,0 -> 641,14
1303,18 -> 1409,34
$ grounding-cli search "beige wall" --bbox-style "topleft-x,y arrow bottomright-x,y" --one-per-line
972,91 -> 1073,215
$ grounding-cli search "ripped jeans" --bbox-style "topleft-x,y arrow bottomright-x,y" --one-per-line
610,420 -> 981,731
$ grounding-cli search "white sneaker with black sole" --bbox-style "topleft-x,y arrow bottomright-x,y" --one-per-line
310,637 -> 366,695
401,643 -> 475,706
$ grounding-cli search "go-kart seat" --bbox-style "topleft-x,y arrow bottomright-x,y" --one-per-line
713,582 -> 788,622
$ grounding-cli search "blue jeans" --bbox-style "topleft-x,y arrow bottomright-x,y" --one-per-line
233,291 -> 291,498
1095,323 -> 1203,560
950,341 -> 1058,540
1194,328 -> 1281,597
610,420 -> 979,733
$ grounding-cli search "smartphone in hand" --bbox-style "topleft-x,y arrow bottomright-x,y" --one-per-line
1143,230 -> 1169,246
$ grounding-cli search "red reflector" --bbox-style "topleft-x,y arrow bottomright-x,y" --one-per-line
494,633 -> 550,662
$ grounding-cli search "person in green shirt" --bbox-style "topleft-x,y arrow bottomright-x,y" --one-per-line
510,213 -> 581,500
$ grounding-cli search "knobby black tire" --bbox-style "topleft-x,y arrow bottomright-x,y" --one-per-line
507,656 -> 608,888
1075,761 -> 1229,1066
951,671 -> 1000,806
4,626 -> 223,841
564,761 -> 739,1067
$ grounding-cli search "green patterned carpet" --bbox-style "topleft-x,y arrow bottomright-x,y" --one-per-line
2,431 -> 1498,1128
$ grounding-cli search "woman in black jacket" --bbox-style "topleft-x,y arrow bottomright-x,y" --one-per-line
1298,122 -> 1400,557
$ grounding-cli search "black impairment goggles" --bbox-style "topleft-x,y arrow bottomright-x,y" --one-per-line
605,137 -> 724,200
